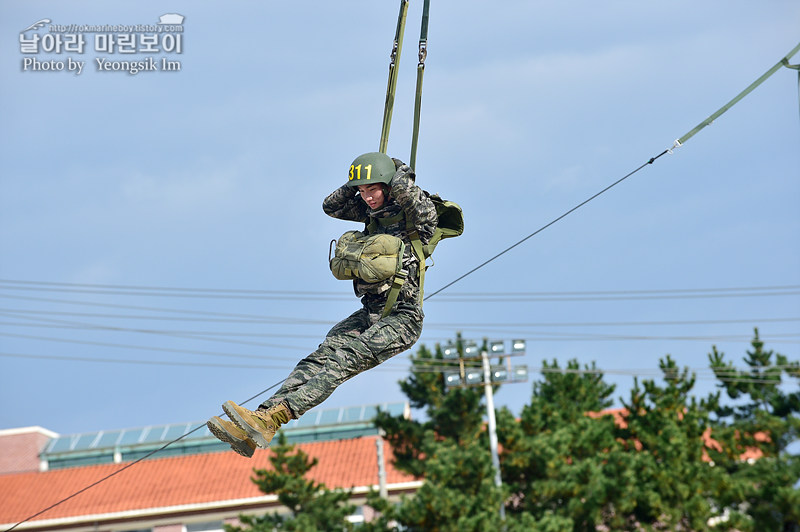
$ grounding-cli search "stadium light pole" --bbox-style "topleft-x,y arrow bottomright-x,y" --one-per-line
441,337 -> 528,525
481,344 -> 505,521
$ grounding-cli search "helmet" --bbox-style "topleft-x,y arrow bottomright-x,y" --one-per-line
345,152 -> 396,187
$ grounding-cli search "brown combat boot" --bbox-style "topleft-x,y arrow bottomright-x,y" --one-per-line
222,400 -> 294,449
207,416 -> 257,458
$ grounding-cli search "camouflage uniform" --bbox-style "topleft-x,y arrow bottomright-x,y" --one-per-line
259,161 -> 437,417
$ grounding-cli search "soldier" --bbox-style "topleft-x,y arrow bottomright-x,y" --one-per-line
207,152 -> 438,457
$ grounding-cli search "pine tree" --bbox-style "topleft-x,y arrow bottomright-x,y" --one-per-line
497,358 -> 624,530
613,356 -> 728,530
707,329 -> 800,531
371,336 -> 511,531
225,432 -> 356,532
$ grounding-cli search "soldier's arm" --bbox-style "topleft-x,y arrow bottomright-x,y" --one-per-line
323,184 -> 369,223
389,161 -> 438,243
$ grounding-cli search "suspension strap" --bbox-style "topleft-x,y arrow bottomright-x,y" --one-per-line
675,40 -> 800,147
409,0 -> 431,170
782,57 -> 800,120
379,0 -> 410,154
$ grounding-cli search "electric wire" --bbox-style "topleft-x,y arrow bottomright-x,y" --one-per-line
3,280 -> 797,303
0,332 -> 303,363
1,351 -> 794,386
0,311 -> 310,352
0,293 -> 334,325
0,352 -> 291,370
2,379 -> 286,532
0,321 -> 325,340
1,308 -> 797,329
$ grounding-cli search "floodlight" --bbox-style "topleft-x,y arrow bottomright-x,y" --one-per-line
511,339 -> 526,354
489,340 -> 505,354
442,343 -> 458,359
512,365 -> 528,382
465,368 -> 483,386
491,365 -> 509,383
463,341 -> 480,358
444,372 -> 462,388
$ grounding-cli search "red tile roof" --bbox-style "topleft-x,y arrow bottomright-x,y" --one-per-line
587,408 -> 765,461
0,435 -> 416,528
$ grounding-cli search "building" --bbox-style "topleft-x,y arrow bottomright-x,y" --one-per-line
0,402 -> 421,532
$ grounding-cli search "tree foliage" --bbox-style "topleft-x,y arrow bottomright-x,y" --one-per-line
231,331 -> 799,531
225,432 -> 355,532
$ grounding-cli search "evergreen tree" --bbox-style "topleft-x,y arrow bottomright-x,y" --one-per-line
226,432 -> 356,532
498,358 -> 625,530
372,337 -> 512,530
707,329 -> 800,531
613,356 -> 727,530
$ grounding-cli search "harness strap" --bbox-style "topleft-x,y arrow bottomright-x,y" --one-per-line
406,228 -> 427,305
409,0 -> 431,170
368,210 -> 429,316
379,0 -> 410,154
382,268 -> 408,318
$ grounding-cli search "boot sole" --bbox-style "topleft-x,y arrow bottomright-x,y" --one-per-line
207,417 -> 256,458
222,401 -> 273,449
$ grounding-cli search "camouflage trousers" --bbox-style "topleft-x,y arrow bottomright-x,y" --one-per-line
260,301 -> 423,417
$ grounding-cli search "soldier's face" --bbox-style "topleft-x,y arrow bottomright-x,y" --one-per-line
357,183 -> 386,210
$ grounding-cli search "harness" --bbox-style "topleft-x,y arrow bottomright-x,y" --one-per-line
329,192 -> 462,318
365,192 -> 463,317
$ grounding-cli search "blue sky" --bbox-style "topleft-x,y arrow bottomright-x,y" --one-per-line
1,1 -> 798,435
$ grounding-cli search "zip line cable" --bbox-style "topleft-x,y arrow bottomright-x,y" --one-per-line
425,40 -> 800,301
424,151 -> 668,300
2,379 -> 286,532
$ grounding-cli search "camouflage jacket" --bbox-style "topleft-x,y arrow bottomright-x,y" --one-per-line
323,161 -> 438,312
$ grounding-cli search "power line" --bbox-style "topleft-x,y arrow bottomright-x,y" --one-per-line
0,293 -> 334,324
3,279 -> 796,302
419,332 -> 800,342
2,306 -> 797,329
0,351 -> 291,370
428,290 -> 800,303
0,311 -> 310,351
422,317 -> 800,329
4,351 -> 794,387
4,314 -> 797,337
0,332 -> 303,363
0,320 -> 325,340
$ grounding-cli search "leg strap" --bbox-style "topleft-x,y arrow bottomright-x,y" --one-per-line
382,268 -> 408,318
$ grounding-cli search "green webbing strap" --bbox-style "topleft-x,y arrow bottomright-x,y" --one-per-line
382,268 -> 408,318
380,0 -> 410,154
782,58 -> 800,120
675,40 -> 800,148
407,229 -> 427,305
409,0 -> 431,170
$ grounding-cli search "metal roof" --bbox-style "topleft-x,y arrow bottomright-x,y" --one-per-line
41,402 -> 409,469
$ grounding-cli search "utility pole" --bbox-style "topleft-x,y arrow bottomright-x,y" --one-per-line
441,337 -> 527,526
375,431 -> 388,499
481,346 -> 505,521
